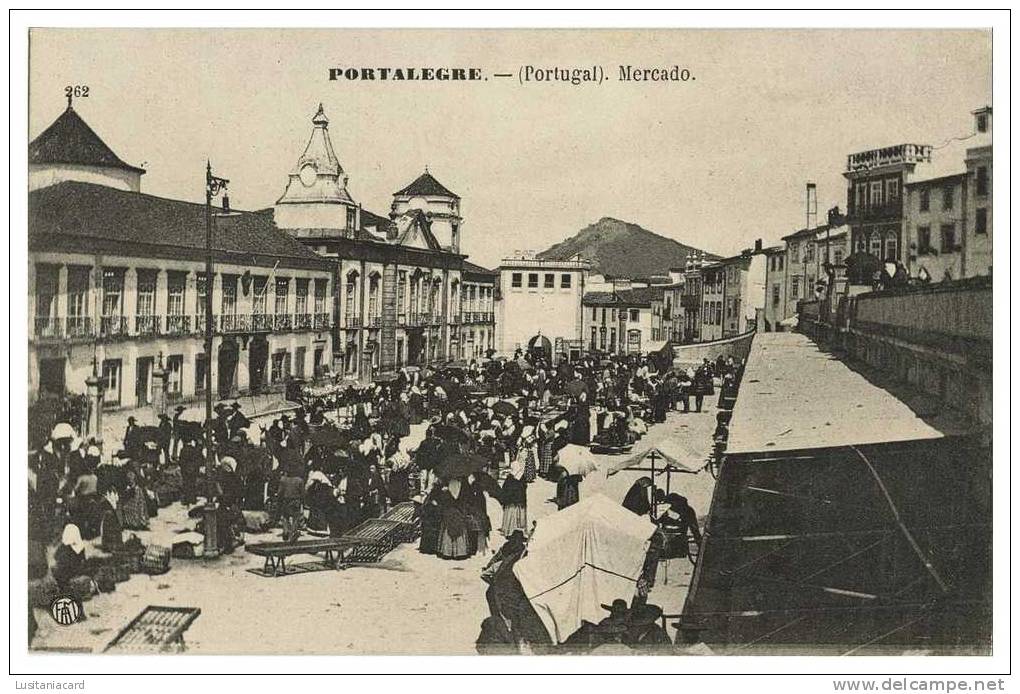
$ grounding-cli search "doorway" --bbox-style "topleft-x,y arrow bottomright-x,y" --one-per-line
38,357 -> 66,396
249,336 -> 269,395
135,356 -> 153,406
218,339 -> 239,398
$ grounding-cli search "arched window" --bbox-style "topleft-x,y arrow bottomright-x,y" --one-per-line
368,272 -> 381,322
345,270 -> 360,322
884,232 -> 898,261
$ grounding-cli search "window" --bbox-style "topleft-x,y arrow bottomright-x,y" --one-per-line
590,327 -> 597,350
543,273 -> 555,289
601,308 -> 606,323
791,277 -> 800,299
295,347 -> 306,379
942,187 -> 954,210
275,277 -> 290,315
917,226 -> 932,253
101,359 -> 122,406
102,269 -> 124,317
919,189 -> 930,212
870,181 -> 883,207
611,309 -> 617,322
136,269 -> 157,316
886,178 -> 899,201
789,241 -> 799,257
609,328 -> 616,349
67,266 -> 90,320
772,284 -> 781,306
527,273 -> 539,289
804,244 -> 815,262
940,224 -> 956,252
397,272 -> 408,315
884,235 -> 897,261
345,273 -> 358,317
833,248 -> 844,265
856,183 -> 867,210
295,278 -> 309,315
346,206 -> 357,231
855,234 -> 866,253
777,256 -> 784,271
977,113 -> 988,133
271,350 -> 291,383
34,264 -> 59,321
196,273 -> 209,320
511,273 -> 522,288
975,208 -> 988,235
166,355 -> 183,396
976,166 -> 988,197
221,275 -> 238,315
629,309 -> 639,322
561,273 -> 572,289
167,272 -> 186,316
195,354 -> 207,394
869,234 -> 883,258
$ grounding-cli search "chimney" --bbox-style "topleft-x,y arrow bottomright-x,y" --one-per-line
754,238 -> 763,253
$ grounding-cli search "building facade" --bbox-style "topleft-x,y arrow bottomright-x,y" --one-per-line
844,143 -> 932,265
582,286 -> 664,355
273,105 -> 496,379
903,107 -> 993,281
28,104 -> 335,410
497,256 -> 590,360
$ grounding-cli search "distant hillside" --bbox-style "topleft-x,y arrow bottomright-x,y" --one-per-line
537,216 -> 719,279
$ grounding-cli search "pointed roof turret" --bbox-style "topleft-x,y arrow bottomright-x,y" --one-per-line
276,104 -> 355,209
394,170 -> 459,199
29,103 -> 145,174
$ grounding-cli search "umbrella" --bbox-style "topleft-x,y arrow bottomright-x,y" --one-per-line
492,401 -> 518,417
564,380 -> 588,397
309,428 -> 350,449
434,451 -> 489,480
431,424 -> 471,445
556,444 -> 599,477
51,422 -> 76,440
513,495 -> 656,644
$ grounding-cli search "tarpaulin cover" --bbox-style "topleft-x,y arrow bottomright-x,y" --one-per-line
604,438 -> 706,476
513,494 -> 655,643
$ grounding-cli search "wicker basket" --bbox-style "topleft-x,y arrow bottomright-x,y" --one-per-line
140,545 -> 171,575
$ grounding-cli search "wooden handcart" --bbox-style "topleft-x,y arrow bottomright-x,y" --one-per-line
245,537 -> 358,577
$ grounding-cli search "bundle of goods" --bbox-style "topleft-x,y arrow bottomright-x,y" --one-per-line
140,544 -> 171,575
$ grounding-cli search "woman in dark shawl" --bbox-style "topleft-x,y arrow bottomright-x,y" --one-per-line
436,478 -> 471,560
553,465 -> 582,511
622,477 -> 653,517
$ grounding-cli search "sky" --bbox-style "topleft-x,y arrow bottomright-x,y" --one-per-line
29,29 -> 992,269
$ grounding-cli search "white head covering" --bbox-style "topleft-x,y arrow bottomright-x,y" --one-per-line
62,523 -> 85,554
220,456 -> 237,472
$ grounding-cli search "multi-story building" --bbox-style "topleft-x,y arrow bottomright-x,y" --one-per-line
273,105 -> 496,379
844,143 -> 933,264
679,266 -> 704,343
700,262 -> 725,342
28,103 -> 335,408
762,246 -> 787,332
497,256 -> 590,361
582,286 -> 665,355
903,106 -> 993,281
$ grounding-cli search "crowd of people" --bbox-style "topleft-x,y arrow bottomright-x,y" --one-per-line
28,345 -> 744,652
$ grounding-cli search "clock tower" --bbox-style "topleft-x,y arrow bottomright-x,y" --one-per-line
275,104 -> 360,234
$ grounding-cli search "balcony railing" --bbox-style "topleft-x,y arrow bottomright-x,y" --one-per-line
314,312 -> 330,330
274,313 -> 293,331
34,315 -> 62,339
100,315 -> 129,338
252,313 -> 272,332
165,314 -> 192,336
220,313 -> 252,333
367,315 -> 382,328
294,313 -> 312,330
66,316 -> 93,339
344,315 -> 363,329
135,314 -> 161,336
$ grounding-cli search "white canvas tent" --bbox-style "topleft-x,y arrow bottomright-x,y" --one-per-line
604,437 -> 707,477
513,494 -> 656,643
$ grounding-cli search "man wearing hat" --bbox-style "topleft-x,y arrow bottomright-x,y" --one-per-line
227,402 -> 250,441
158,413 -> 173,465
624,603 -> 672,650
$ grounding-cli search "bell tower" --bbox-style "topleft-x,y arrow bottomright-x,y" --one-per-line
275,104 -> 360,234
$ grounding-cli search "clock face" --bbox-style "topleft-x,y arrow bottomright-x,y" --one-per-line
299,164 -> 317,187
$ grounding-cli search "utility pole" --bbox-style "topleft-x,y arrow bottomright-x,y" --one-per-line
204,162 -> 229,480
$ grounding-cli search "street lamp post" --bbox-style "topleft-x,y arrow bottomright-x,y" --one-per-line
204,162 -> 230,485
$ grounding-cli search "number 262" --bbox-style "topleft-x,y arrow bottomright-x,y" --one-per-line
65,85 -> 89,98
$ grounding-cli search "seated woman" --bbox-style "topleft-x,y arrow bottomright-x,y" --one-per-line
118,469 -> 150,531
52,523 -> 95,591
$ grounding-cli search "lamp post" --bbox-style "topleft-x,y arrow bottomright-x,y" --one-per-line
204,162 -> 230,485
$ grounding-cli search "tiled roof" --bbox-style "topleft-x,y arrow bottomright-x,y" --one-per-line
394,171 -> 459,199
29,181 -> 330,271
29,106 -> 145,174
462,260 -> 496,276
